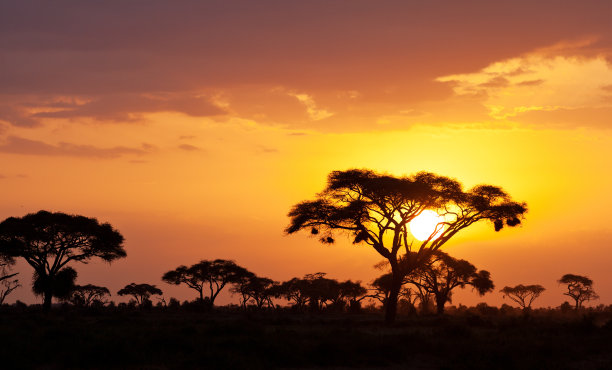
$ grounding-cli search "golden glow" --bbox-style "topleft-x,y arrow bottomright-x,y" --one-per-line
409,210 -> 444,241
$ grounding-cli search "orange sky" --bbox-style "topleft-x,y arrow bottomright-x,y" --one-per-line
1,0 -> 611,308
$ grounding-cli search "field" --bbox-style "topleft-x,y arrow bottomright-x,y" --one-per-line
1,307 -> 612,369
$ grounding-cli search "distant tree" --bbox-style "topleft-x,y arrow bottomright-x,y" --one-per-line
340,280 -> 369,312
370,273 -> 414,309
231,273 -> 277,309
275,277 -> 310,309
33,267 -> 77,303
500,284 -> 545,309
0,257 -> 19,304
286,169 -> 527,323
558,274 -> 599,309
117,283 -> 162,307
70,284 -> 111,307
406,251 -> 494,314
0,211 -> 126,310
162,259 -> 250,306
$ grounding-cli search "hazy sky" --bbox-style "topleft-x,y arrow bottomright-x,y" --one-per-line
1,0 -> 611,308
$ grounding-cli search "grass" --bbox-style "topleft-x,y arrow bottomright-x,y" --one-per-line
1,308 -> 611,369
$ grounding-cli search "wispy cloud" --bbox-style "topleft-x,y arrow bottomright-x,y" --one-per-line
288,93 -> 334,121
0,136 -> 153,158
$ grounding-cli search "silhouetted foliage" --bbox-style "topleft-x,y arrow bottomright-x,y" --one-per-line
117,283 -> 162,307
500,284 -> 546,309
559,274 -> 599,309
0,257 -> 19,304
0,210 -> 126,310
32,267 -> 77,302
70,284 -> 111,307
274,274 -> 368,313
163,259 -> 250,306
286,169 -> 527,323
231,273 -> 277,309
370,273 -> 415,309
406,251 -> 494,314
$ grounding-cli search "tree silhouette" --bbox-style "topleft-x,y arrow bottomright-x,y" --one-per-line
0,210 -> 126,310
370,273 -> 414,309
500,284 -> 545,309
406,251 -> 494,314
558,274 -> 599,309
33,267 -> 77,303
275,277 -> 310,310
0,257 -> 19,304
163,259 -> 250,307
231,273 -> 277,309
70,284 -> 111,307
117,283 -> 162,307
286,169 -> 526,323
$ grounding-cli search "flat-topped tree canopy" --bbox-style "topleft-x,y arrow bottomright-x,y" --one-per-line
0,210 -> 126,310
286,169 -> 527,323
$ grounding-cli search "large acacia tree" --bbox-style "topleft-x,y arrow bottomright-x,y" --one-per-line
286,169 -> 526,323
0,210 -> 126,310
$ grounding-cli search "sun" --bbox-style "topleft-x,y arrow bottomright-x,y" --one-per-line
409,210 -> 444,241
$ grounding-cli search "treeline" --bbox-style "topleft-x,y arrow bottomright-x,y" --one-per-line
0,210 -> 602,317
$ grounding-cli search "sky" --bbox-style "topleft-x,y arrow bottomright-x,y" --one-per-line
1,0 -> 611,308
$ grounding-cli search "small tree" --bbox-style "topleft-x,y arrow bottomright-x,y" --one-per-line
70,284 -> 111,307
275,277 -> 310,310
286,169 -> 527,323
231,274 -> 276,309
558,274 -> 599,309
0,211 -> 126,310
406,251 -> 494,314
162,259 -> 249,306
117,283 -> 162,307
0,257 -> 19,304
500,284 -> 545,309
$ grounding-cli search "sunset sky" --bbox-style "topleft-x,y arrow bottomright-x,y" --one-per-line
1,0 -> 611,308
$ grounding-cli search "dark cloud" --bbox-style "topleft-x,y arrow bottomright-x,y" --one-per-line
0,0 -> 609,129
0,136 -> 152,158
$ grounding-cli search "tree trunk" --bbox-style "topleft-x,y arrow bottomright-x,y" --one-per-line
43,289 -> 53,311
384,272 -> 403,325
436,296 -> 447,315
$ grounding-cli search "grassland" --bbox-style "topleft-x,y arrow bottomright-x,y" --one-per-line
1,307 -> 611,369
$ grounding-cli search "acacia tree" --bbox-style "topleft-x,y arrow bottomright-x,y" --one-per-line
117,283 -> 162,306
70,284 -> 111,307
500,284 -> 545,309
162,259 -> 250,306
558,274 -> 599,309
231,274 -> 277,309
275,277 -> 310,309
286,169 -> 526,323
406,251 -> 494,314
0,257 -> 19,304
0,211 -> 126,310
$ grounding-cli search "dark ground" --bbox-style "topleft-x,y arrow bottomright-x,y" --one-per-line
1,309 -> 611,369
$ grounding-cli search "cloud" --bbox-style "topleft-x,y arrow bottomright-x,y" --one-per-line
0,136 -> 152,158
1,93 -> 227,126
178,144 -> 202,151
288,93 -> 334,121
0,1 -> 610,130
437,53 -> 612,123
